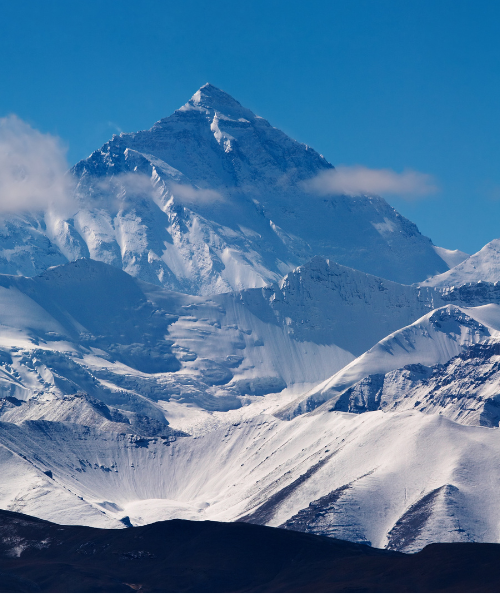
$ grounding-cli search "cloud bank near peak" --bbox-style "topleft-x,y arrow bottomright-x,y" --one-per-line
0,115 -> 75,216
302,165 -> 438,198
168,182 -> 224,204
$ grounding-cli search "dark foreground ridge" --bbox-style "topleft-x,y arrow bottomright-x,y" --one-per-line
0,510 -> 499,593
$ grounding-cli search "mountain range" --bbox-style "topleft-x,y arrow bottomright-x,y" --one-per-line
2,85 -> 500,567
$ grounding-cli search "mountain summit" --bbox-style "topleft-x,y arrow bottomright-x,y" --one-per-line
0,85 -> 448,292
178,82 -> 256,119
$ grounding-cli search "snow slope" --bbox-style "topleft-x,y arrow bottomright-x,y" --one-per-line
308,301 -> 500,428
0,84 -> 449,290
0,258 -> 441,413
279,304 -> 500,419
423,238 -> 500,288
0,262 -> 498,553
1,409 -> 500,553
0,214 -> 71,278
0,393 -> 182,437
432,245 -> 469,269
356,341 -> 500,428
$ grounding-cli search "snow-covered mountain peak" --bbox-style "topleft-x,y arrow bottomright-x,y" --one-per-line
432,245 -> 469,269
1,88 -> 499,555
0,86 -> 450,291
422,238 -> 500,289
177,83 -> 256,122
277,303 -> 498,420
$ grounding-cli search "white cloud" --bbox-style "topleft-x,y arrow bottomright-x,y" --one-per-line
96,172 -> 155,196
302,165 -> 438,198
168,182 -> 224,204
80,171 -> 161,212
90,173 -> 223,206
0,115 -> 75,215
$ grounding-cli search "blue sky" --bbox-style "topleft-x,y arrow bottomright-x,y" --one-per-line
1,0 -> 499,255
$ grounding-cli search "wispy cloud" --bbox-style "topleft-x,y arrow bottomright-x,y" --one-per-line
82,171 -> 161,211
168,182 -> 224,204
89,174 -> 224,209
107,121 -> 123,134
96,172 -> 156,196
0,117 -> 224,220
302,165 -> 438,198
0,115 -> 75,215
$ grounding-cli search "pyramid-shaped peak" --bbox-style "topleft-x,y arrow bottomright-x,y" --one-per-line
192,83 -> 244,108
180,83 -> 256,120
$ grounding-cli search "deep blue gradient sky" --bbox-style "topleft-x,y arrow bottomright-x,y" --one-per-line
1,0 -> 499,255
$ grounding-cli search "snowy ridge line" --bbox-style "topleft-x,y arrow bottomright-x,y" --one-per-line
0,256 -> 445,415
341,340 -> 500,428
277,303 -> 500,421
0,392 -> 187,437
423,238 -> 500,289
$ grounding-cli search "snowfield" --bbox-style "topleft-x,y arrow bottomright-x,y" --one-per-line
1,408 -> 500,553
0,259 -> 500,553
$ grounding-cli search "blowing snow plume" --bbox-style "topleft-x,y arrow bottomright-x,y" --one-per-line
0,115 -> 75,215
303,165 -> 438,198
